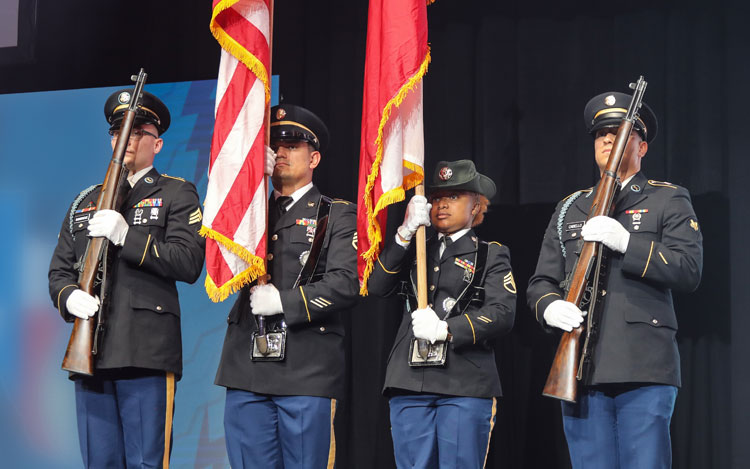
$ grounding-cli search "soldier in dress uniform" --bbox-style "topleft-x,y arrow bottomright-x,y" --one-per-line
48,89 -> 206,468
367,160 -> 517,468
215,104 -> 358,468
527,92 -> 704,468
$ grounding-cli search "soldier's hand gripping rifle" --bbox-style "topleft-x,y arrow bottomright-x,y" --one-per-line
542,76 -> 648,402
61,69 -> 148,375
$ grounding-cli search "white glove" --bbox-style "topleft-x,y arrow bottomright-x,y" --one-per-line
250,284 -> 283,316
397,195 -> 432,241
543,299 -> 585,332
581,216 -> 630,253
264,145 -> 277,176
411,307 -> 448,344
88,209 -> 129,246
66,289 -> 100,320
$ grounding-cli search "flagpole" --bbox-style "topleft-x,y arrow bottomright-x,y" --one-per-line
256,0 -> 275,354
414,183 -> 430,358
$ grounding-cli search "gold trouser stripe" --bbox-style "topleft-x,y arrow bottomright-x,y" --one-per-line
535,292 -> 561,321
299,286 -> 311,322
377,256 -> 400,274
482,398 -> 498,469
327,398 -> 337,469
641,241 -> 655,277
139,234 -> 153,266
464,314 -> 476,344
658,251 -> 668,264
163,372 -> 175,469
57,284 -> 78,312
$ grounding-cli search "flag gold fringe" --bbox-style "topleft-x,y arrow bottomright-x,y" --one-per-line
210,0 -> 271,105
359,50 -> 431,296
200,225 -> 266,302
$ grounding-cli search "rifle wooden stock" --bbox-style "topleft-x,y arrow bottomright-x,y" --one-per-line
62,70 -> 147,375
543,76 -> 647,402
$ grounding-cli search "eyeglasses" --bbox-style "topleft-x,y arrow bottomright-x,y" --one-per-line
109,128 -> 159,140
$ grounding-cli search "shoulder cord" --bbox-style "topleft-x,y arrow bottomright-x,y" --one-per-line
557,191 -> 583,258
69,185 -> 99,240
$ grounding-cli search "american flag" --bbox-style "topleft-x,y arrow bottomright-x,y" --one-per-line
357,0 -> 431,295
202,0 -> 271,302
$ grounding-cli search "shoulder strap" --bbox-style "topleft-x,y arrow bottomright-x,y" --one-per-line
452,239 -> 489,317
293,195 -> 332,288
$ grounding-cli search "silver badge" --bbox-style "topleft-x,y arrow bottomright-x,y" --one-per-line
118,92 -> 131,104
133,208 -> 144,224
299,250 -> 310,266
632,212 -> 642,222
442,297 -> 457,313
150,207 -> 159,220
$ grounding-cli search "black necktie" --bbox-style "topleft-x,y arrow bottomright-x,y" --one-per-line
277,196 -> 293,215
440,236 -> 453,257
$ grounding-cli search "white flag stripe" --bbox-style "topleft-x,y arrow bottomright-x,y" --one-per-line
240,0 -> 271,43
218,238 -> 249,277
214,50 -> 237,116
232,180 -> 267,248
203,78 -> 265,227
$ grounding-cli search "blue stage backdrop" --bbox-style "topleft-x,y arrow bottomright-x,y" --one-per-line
0,77 -> 279,468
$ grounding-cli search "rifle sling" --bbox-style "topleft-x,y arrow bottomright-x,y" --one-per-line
293,195 -> 332,288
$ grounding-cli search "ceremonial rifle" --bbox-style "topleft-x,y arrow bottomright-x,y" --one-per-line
61,69 -> 148,375
542,76 -> 648,402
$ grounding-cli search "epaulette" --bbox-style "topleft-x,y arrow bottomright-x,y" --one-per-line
647,180 -> 678,189
161,174 -> 186,182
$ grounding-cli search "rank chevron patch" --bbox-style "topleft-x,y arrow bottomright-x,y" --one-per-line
503,272 -> 517,294
189,208 -> 203,225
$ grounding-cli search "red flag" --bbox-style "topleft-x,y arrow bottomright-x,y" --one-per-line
202,0 -> 271,302
357,0 -> 431,295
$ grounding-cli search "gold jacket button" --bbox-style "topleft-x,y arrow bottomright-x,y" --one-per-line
267,253 -> 274,261
156,305 -> 163,311
271,234 -> 278,241
320,326 -> 326,332
434,266 -> 440,272
267,275 -> 272,281
429,285 -> 435,291
652,318 -> 659,325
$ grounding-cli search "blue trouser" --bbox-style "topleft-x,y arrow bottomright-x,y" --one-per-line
224,390 -> 336,469
389,394 -> 496,469
74,369 -> 175,469
561,384 -> 678,469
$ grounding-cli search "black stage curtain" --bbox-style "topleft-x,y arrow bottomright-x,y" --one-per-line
2,1 -> 747,467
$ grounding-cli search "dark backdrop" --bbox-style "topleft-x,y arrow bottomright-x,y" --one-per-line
2,1 -> 748,468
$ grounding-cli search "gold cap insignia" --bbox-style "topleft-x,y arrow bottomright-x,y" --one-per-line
604,95 -> 616,106
276,108 -> 286,120
439,167 -> 453,181
118,91 -> 131,105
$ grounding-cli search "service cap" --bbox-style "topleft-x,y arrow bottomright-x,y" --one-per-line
104,89 -> 171,135
429,159 -> 496,199
270,104 -> 329,151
